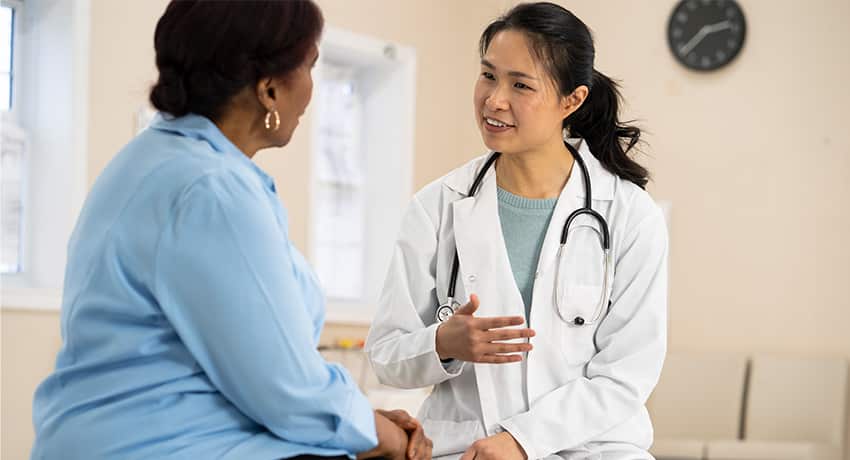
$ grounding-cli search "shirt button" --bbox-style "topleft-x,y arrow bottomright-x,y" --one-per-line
467,274 -> 477,282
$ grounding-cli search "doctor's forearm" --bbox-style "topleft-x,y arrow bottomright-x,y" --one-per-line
368,324 -> 465,388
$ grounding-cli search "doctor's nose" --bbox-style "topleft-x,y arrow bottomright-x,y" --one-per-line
484,87 -> 509,112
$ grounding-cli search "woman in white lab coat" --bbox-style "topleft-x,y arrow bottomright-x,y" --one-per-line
366,3 -> 668,460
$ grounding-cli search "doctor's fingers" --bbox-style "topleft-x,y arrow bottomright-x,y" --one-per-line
465,340 -> 530,362
474,315 -> 526,330
476,352 -> 525,364
479,341 -> 533,355
482,327 -> 535,342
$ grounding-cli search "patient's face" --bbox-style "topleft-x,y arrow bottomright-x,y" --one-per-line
271,43 -> 319,147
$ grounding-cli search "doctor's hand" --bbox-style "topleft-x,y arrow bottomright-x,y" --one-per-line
377,409 -> 433,460
461,432 -> 528,460
436,294 -> 535,363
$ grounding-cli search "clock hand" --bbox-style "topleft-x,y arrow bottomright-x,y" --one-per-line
705,20 -> 732,34
679,26 -> 709,56
678,20 -> 733,56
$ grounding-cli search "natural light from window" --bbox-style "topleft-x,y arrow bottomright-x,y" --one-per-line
1,1 -> 22,274
0,5 -> 13,110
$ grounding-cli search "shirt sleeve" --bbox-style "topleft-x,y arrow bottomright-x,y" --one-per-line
499,205 -> 669,458
153,168 -> 377,454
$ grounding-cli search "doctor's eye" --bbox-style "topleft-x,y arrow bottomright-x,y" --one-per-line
481,71 -> 495,80
513,82 -> 533,91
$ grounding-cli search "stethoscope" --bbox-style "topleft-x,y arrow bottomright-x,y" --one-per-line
435,141 -> 612,327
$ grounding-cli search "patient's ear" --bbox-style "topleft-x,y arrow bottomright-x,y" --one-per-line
256,77 -> 278,108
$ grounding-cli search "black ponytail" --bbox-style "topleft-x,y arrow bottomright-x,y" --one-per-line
568,70 -> 647,188
480,2 -> 649,188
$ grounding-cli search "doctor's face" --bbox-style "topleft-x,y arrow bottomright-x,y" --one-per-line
473,30 -> 569,156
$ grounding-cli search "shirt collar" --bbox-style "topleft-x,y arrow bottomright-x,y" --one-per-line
149,112 -> 276,191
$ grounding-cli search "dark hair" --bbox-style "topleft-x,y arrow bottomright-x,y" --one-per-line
150,0 -> 323,121
480,2 -> 649,188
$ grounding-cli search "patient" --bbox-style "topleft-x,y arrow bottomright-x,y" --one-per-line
30,1 -> 431,459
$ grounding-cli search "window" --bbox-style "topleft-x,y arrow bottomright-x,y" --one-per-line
1,125 -> 25,274
311,28 -> 416,323
2,0 -> 90,310
1,0 -> 23,274
313,64 -> 366,300
1,2 -> 14,110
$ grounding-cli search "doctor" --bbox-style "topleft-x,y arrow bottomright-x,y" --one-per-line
366,3 -> 668,460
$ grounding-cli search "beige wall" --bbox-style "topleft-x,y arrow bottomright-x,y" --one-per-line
573,0 -> 850,357
1,310 -> 62,460
3,0 -> 850,459
83,0 -> 502,251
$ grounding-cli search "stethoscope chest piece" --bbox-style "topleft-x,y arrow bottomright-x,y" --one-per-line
436,299 -> 460,323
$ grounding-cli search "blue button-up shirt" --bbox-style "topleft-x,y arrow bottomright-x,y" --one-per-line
31,114 -> 378,460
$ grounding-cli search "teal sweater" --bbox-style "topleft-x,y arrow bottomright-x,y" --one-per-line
496,186 -> 558,322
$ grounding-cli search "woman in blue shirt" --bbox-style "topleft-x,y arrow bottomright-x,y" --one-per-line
30,1 -> 431,459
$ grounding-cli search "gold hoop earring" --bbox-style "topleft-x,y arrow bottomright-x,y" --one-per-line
264,108 -> 281,131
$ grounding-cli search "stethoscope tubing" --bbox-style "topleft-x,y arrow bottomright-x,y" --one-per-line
438,141 -> 611,326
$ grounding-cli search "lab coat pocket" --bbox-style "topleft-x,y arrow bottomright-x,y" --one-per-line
421,419 -> 486,457
558,284 -> 602,366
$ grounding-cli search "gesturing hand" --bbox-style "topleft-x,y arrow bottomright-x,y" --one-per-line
435,294 -> 535,363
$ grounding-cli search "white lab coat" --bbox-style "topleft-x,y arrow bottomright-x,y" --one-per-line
366,139 -> 668,460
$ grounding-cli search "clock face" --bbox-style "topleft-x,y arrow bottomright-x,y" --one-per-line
667,0 -> 746,71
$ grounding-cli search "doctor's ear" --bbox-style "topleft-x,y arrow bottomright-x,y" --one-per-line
561,85 -> 589,118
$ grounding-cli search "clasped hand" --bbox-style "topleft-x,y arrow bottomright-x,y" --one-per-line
359,409 -> 432,460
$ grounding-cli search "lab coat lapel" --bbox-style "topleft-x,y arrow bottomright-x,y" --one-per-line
451,166 -> 527,434
451,170 -> 524,319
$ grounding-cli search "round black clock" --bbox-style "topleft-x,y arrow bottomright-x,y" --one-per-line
667,0 -> 747,71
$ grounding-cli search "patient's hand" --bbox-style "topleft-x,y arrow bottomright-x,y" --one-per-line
377,409 -> 433,460
357,411 -> 408,460
460,432 -> 527,460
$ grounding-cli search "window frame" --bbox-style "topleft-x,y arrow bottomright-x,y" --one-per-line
1,0 -> 90,311
1,0 -> 23,119
1,0 -> 26,279
310,27 -> 416,324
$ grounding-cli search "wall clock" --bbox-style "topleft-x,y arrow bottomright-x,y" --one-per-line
667,0 -> 747,71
